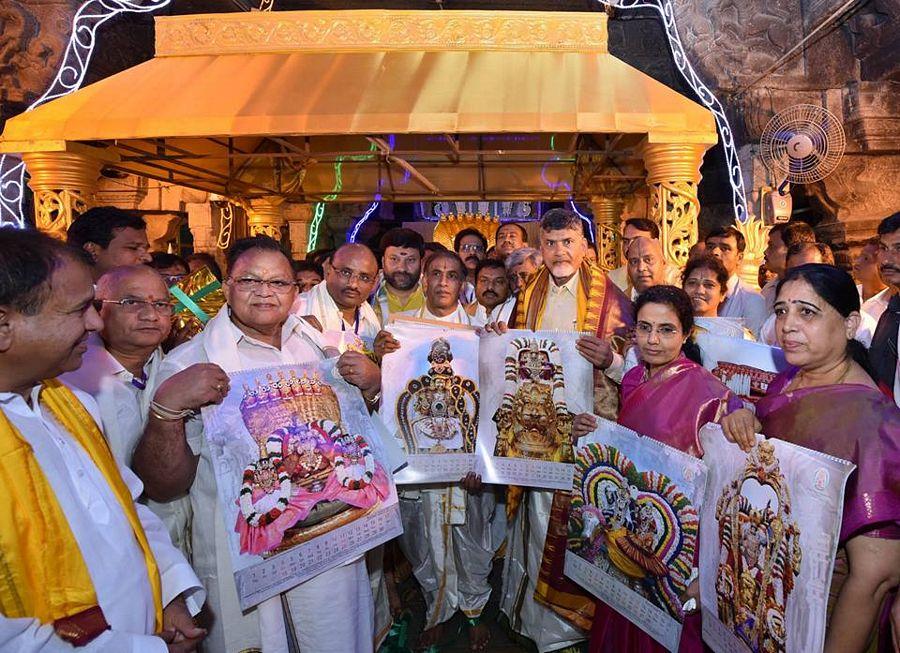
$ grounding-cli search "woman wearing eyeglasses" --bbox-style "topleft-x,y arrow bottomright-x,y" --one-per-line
574,285 -> 741,653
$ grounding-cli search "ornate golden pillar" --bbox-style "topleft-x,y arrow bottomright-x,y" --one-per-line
246,197 -> 285,240
642,142 -> 709,267
285,203 -> 314,260
22,151 -> 103,237
590,195 -> 626,271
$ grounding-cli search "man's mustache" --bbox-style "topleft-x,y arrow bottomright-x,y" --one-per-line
881,264 -> 900,274
482,291 -> 498,298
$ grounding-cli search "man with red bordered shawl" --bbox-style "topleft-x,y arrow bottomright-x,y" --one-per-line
497,208 -> 633,652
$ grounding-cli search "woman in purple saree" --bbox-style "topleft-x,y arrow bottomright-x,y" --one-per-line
722,264 -> 900,653
575,286 -> 741,653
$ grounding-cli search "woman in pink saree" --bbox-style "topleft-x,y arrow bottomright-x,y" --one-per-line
576,285 -> 741,652
722,264 -> 900,653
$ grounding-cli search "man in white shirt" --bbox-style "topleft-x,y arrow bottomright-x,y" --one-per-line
505,247 -> 543,296
67,206 -> 153,279
467,258 -> 515,327
625,237 -> 668,300
869,212 -> 900,404
295,243 -> 382,344
62,265 -> 199,555
454,228 -> 488,305
0,229 -> 205,652
853,238 -> 891,322
494,222 -> 528,262
375,250 -> 498,651
761,221 -> 816,312
608,217 -> 658,291
133,235 -> 383,653
706,226 -> 768,336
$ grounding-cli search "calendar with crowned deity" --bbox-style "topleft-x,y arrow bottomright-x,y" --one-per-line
202,361 -> 401,610
379,317 -> 480,483
698,424 -> 853,653
475,329 -> 593,490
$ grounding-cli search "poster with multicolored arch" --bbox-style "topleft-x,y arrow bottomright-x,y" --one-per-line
564,417 -> 709,652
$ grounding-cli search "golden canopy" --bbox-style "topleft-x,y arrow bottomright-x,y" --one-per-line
0,9 -> 718,202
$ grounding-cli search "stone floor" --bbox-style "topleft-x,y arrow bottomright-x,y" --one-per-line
380,558 -> 538,653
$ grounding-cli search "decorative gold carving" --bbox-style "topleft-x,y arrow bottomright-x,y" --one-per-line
589,181 -> 637,271
643,143 -> 709,268
155,10 -> 608,57
431,212 -> 499,252
247,197 -> 285,241
735,217 -> 771,290
23,151 -> 103,236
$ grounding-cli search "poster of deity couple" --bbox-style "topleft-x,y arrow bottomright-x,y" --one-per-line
202,360 -> 403,610
378,317 -> 593,488
563,417 -> 854,653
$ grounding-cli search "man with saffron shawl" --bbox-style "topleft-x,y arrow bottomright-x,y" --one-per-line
495,208 -> 632,651
0,229 -> 205,650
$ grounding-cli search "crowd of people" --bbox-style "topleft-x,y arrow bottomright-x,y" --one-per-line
0,203 -> 897,653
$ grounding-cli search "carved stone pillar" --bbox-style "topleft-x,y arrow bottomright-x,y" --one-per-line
642,142 -> 709,267
187,201 -> 217,253
246,197 -> 285,240
22,151 -> 103,237
285,203 -> 314,260
589,194 -> 626,271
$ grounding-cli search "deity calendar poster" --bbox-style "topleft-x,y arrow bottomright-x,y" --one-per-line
379,317 -> 480,483
698,424 -> 854,653
202,361 -> 402,610
695,333 -> 789,405
564,418 -> 709,652
475,329 -> 593,490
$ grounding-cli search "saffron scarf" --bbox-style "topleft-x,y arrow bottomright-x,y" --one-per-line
0,380 -> 163,636
508,262 -> 633,631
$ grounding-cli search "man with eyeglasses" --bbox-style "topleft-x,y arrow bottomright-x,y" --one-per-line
0,230 -> 206,652
454,228 -> 488,305
67,206 -> 153,280
62,265 -> 208,557
295,243 -> 382,347
134,235 -> 383,652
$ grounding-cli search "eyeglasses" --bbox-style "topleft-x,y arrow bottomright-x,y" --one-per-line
334,268 -> 376,285
228,277 -> 297,294
460,244 -> 486,254
94,298 -> 175,315
634,322 -> 681,338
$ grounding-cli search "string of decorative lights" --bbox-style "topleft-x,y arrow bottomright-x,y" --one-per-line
595,0 -> 749,224
0,0 -> 173,229
348,201 -> 381,243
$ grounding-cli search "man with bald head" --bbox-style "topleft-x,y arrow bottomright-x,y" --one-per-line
625,236 -> 668,298
62,265 -> 208,555
295,243 -> 382,342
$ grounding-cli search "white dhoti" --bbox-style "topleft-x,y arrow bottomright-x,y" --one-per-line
500,490 -> 587,653
398,486 -> 497,628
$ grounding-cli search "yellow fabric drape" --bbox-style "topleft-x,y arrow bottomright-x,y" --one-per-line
0,380 -> 163,631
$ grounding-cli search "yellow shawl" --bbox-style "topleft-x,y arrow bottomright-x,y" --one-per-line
0,380 -> 163,633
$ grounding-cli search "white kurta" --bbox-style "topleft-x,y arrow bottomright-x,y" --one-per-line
156,309 -> 374,653
0,386 -> 204,653
294,280 -> 382,339
467,296 -> 516,328
299,281 -> 391,646
719,275 -> 768,337
395,304 -> 501,627
495,288 -> 589,651
61,335 -> 193,557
